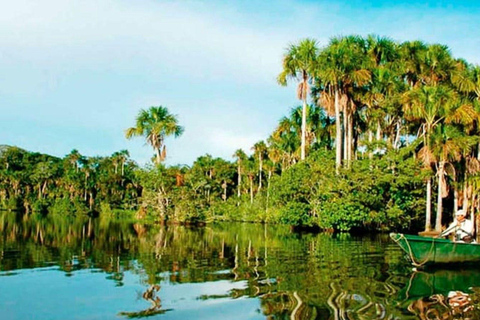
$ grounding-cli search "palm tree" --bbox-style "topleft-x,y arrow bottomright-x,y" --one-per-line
252,141 -> 267,191
403,85 -> 476,231
429,124 -> 474,232
65,149 -> 83,173
125,106 -> 184,164
233,149 -> 247,198
398,40 -> 428,88
315,36 -> 371,171
270,115 -> 300,168
403,85 -> 454,231
277,38 -> 319,161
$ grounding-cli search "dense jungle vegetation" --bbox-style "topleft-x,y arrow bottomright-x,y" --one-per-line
2,35 -> 480,232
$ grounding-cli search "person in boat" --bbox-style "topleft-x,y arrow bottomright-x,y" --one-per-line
438,209 -> 475,243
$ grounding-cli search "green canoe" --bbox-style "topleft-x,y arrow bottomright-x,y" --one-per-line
390,233 -> 480,267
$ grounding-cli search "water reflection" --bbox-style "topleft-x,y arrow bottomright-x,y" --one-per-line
398,269 -> 480,319
119,284 -> 173,318
2,212 -> 480,319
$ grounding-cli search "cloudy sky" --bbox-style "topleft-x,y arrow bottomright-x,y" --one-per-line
1,0 -> 479,166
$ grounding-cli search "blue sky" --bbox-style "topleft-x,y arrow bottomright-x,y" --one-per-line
1,0 -> 479,166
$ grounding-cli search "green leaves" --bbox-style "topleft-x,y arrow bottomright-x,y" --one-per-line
125,106 -> 183,164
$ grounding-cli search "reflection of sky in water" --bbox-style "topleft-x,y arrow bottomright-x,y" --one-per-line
0,267 -> 263,320
4,218 -> 480,319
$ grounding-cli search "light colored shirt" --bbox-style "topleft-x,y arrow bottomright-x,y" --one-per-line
441,219 -> 474,241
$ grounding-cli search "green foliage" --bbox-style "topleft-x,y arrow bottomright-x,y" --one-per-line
5,196 -> 22,211
49,198 -> 74,216
32,199 -> 49,214
0,146 -> 139,217
266,149 -> 425,231
6,34 -> 480,232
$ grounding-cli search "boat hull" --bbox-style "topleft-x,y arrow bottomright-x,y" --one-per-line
390,233 -> 480,266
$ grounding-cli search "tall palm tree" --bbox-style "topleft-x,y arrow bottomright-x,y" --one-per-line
277,38 -> 319,161
65,149 -> 83,173
233,149 -> 247,198
270,115 -> 300,168
403,85 -> 454,231
125,106 -> 184,164
315,36 -> 371,171
398,40 -> 428,88
403,85 -> 476,231
429,124 -> 474,232
111,150 -> 130,176
252,141 -> 267,191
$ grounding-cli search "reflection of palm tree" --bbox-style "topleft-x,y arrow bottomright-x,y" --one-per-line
290,291 -> 303,320
119,284 -> 171,318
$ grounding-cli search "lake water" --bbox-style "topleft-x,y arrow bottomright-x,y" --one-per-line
1,213 -> 480,320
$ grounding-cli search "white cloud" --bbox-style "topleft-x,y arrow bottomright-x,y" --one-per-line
0,0 -> 290,86
1,0 -> 479,166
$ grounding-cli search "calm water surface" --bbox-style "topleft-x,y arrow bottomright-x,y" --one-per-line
1,212 -> 480,320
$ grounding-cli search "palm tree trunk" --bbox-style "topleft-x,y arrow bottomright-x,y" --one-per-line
334,89 -> 342,173
376,121 -> 381,145
266,170 -> 272,210
425,178 -> 432,231
368,130 -> 373,160
237,165 -> 241,198
347,108 -> 353,167
258,155 -> 263,191
394,120 -> 401,150
222,180 -> 227,202
155,148 -> 162,164
42,181 -> 48,199
343,103 -> 348,162
435,162 -> 444,232
301,99 -> 307,160
250,177 -> 253,204
454,189 -> 459,213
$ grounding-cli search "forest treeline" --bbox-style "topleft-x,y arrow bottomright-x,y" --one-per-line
2,34 -> 480,232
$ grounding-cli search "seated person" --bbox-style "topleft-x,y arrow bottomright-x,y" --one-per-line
439,209 -> 475,243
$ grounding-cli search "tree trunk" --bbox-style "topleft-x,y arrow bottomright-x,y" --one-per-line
343,102 -> 348,162
155,148 -> 162,164
425,178 -> 432,231
368,130 -> 373,160
42,181 -> 48,199
435,162 -> 444,232
454,188 -> 459,214
301,99 -> 307,161
334,89 -> 342,173
266,170 -> 272,210
394,120 -> 401,150
347,108 -> 353,167
250,177 -> 253,204
237,165 -> 241,198
376,121 -> 382,150
258,155 -> 263,191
